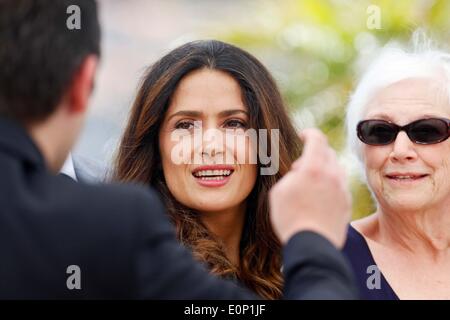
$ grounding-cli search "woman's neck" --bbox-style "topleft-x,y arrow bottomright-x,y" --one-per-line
374,205 -> 450,259
199,202 -> 246,267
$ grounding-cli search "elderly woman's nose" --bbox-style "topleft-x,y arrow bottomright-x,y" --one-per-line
389,131 -> 417,162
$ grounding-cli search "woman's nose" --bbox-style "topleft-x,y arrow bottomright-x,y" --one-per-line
199,127 -> 225,159
389,131 -> 418,162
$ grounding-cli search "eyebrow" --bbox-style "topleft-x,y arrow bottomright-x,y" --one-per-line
167,109 -> 248,121
366,112 -> 446,121
364,113 -> 392,120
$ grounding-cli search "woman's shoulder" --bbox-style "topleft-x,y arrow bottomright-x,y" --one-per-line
351,214 -> 377,235
343,224 -> 370,257
348,214 -> 380,242
343,215 -> 378,263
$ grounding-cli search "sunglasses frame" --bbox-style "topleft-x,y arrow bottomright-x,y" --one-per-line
357,118 -> 450,146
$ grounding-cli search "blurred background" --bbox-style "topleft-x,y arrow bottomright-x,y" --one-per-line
77,0 -> 450,219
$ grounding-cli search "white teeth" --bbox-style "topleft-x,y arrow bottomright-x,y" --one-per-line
199,176 -> 226,181
388,175 -> 425,179
193,169 -> 232,177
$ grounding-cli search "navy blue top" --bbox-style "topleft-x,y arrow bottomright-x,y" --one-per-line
343,225 -> 399,300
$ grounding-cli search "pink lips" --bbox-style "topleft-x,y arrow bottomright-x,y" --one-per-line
192,165 -> 235,188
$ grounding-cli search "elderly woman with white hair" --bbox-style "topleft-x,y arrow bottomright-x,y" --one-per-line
342,37 -> 450,300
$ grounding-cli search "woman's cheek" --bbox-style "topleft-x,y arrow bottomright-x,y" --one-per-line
164,131 -> 197,165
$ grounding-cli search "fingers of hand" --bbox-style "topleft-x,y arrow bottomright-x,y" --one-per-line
292,129 -> 329,170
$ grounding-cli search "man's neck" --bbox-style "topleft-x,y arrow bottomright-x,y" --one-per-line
27,119 -> 70,174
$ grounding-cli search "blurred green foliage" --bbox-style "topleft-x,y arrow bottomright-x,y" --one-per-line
213,0 -> 450,219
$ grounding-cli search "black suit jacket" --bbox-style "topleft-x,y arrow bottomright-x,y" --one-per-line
0,118 -> 357,299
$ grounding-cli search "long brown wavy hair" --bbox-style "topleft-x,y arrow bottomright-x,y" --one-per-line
114,40 -> 302,299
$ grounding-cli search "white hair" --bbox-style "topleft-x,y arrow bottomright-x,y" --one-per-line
345,31 -> 450,176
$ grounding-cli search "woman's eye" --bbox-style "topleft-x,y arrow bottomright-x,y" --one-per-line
175,121 -> 194,130
225,119 -> 246,129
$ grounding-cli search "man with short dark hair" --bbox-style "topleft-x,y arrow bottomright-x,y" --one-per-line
0,0 -> 357,299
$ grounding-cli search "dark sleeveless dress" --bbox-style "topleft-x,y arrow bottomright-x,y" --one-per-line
342,225 -> 399,300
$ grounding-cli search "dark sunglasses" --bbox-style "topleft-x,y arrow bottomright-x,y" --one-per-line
357,118 -> 450,146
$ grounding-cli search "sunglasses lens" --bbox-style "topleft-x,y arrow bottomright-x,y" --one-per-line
358,120 -> 396,145
409,119 -> 449,144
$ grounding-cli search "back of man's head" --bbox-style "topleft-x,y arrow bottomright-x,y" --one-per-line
0,0 -> 100,125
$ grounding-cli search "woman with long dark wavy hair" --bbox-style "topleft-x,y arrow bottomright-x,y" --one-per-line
114,40 -> 302,299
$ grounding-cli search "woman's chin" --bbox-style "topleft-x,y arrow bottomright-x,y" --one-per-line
192,203 -> 236,213
382,193 -> 431,212
185,194 -> 238,213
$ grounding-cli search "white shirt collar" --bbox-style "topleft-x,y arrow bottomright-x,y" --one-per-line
61,153 -> 77,181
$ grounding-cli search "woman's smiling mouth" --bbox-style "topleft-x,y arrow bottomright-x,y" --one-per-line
192,165 -> 235,187
384,172 -> 430,185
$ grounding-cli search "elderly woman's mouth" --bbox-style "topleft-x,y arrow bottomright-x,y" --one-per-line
385,173 -> 429,181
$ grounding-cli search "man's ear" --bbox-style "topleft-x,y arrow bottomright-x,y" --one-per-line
67,55 -> 98,114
